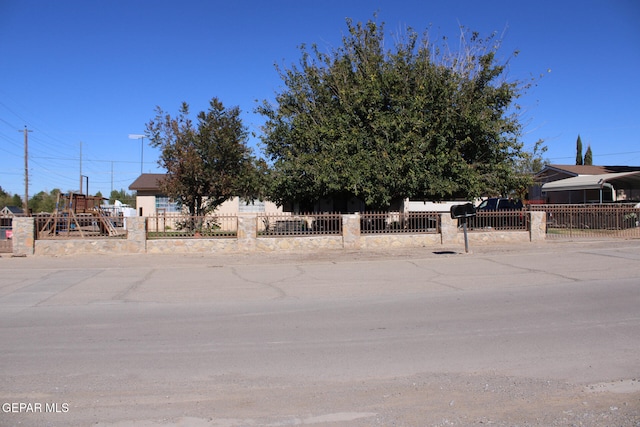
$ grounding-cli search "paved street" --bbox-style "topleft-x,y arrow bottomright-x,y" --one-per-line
1,241 -> 639,426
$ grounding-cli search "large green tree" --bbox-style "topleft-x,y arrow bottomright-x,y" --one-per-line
146,97 -> 266,216
257,18 -> 533,209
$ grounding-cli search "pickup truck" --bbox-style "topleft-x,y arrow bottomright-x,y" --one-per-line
473,198 -> 525,229
476,198 -> 523,211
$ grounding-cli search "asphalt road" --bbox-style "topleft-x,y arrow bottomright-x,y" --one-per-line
1,240 -> 639,426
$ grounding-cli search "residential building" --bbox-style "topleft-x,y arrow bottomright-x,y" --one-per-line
532,165 -> 640,204
128,174 -> 282,216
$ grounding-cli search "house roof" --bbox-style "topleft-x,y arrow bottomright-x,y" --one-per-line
0,206 -> 24,215
129,174 -> 166,191
541,171 -> 640,192
536,164 -> 640,178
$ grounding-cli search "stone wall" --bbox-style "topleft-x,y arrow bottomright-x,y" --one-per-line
12,212 -> 546,257
361,233 -> 442,249
146,238 -> 238,254
33,217 -> 147,256
12,217 -> 34,256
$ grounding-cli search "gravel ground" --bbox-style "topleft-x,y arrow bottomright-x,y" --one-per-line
7,373 -> 639,426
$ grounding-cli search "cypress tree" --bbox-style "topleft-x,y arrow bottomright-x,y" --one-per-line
576,135 -> 583,165
584,145 -> 593,166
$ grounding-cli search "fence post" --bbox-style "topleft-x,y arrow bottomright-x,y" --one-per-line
237,214 -> 257,252
342,213 -> 361,249
125,216 -> 147,253
440,214 -> 458,246
12,217 -> 35,256
529,211 -> 546,242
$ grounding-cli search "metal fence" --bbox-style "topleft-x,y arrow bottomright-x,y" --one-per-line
35,213 -> 127,239
147,214 -> 238,239
0,226 -> 11,253
529,204 -> 640,239
258,213 -> 342,236
464,210 -> 528,232
360,211 -> 440,234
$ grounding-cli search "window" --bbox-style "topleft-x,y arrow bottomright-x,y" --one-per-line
156,196 -> 180,213
239,199 -> 266,213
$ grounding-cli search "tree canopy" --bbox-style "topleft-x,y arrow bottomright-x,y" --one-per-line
257,18 -> 533,210
146,97 -> 266,216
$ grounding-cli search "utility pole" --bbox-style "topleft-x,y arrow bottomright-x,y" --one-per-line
79,141 -> 83,194
80,141 -> 83,195
19,126 -> 33,213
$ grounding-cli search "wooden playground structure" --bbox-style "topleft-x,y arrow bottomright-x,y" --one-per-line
36,193 -> 123,238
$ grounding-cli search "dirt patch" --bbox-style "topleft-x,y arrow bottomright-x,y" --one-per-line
7,372 -> 638,427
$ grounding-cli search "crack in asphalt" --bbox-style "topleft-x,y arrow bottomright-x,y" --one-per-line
229,265 -> 306,300
33,269 -> 104,307
481,256 -> 582,282
113,268 -> 156,301
405,260 -> 464,291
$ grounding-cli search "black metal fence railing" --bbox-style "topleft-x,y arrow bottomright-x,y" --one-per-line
528,204 -> 640,239
360,211 -> 440,234
464,210 -> 528,231
258,213 -> 343,236
30,206 -> 640,242
147,214 -> 238,239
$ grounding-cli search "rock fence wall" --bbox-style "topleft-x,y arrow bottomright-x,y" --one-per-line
12,212 -> 546,257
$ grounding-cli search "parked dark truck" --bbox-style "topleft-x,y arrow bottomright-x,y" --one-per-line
472,198 -> 525,229
476,197 -> 523,211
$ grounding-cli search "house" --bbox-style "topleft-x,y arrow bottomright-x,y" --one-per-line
128,173 -> 282,216
1,206 -> 24,225
532,165 -> 640,204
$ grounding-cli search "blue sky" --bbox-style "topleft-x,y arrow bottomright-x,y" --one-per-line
1,0 -> 639,199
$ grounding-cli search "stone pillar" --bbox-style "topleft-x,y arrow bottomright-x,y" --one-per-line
237,214 -> 257,252
125,216 -> 147,253
342,213 -> 361,250
12,217 -> 35,256
529,211 -> 546,242
440,213 -> 458,245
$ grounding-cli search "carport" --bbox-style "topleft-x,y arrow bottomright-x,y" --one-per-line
541,171 -> 640,203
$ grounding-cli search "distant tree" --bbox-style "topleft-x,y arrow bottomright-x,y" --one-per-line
109,189 -> 136,207
0,186 -> 21,208
147,97 -> 266,216
584,145 -> 593,166
258,18 -> 534,209
576,135 -> 583,165
10,194 -> 22,207
28,189 -> 61,213
516,140 -> 549,174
